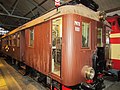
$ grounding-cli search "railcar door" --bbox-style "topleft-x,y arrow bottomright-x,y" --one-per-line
51,17 -> 62,76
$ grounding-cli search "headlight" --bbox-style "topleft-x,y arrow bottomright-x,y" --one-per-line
85,67 -> 95,80
82,66 -> 95,80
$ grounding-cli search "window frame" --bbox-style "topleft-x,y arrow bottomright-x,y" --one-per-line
51,16 -> 62,77
17,33 -> 20,47
81,22 -> 91,49
29,28 -> 34,47
97,28 -> 103,47
12,34 -> 17,46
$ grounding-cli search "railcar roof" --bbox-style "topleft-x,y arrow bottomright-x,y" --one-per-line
1,4 -> 100,39
107,15 -> 120,19
0,0 -> 120,32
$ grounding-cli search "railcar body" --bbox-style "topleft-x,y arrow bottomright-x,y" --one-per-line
0,39 -> 1,53
106,15 -> 120,70
0,4 -> 106,90
1,33 -> 20,61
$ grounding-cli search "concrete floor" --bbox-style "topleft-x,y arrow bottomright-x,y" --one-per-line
104,80 -> 120,90
0,57 -> 48,90
0,57 -> 120,90
103,74 -> 120,90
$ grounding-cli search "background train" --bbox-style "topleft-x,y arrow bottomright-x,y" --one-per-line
0,1 -> 106,90
106,15 -> 120,80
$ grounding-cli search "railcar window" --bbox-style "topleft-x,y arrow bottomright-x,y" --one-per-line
82,22 -> 90,48
17,34 -> 20,47
12,35 -> 17,46
117,18 -> 120,27
29,29 -> 34,47
97,28 -> 103,47
8,37 -> 10,46
52,17 -> 62,76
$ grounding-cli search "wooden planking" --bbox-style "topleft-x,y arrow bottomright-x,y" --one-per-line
0,59 -> 21,90
0,57 -> 48,90
0,65 -> 7,89
0,70 -> 8,90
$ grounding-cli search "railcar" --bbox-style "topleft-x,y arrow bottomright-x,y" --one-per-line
106,15 -> 120,79
0,2 -> 106,90
0,39 -> 1,55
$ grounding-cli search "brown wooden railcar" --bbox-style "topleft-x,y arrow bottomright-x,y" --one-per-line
1,32 -> 20,62
0,4 -> 106,89
0,40 -> 1,48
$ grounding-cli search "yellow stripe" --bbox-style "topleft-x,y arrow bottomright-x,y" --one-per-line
110,33 -> 120,38
110,44 -> 120,60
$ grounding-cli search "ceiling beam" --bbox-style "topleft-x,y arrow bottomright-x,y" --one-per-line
0,3 -> 10,15
32,0 -> 47,11
105,7 -> 120,13
27,0 -> 45,12
0,12 -> 31,20
25,0 -> 35,16
24,0 -> 48,17
0,23 -> 18,27
11,0 -> 19,14
0,3 -> 30,20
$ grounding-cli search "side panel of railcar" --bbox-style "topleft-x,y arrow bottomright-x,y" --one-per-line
61,14 -> 98,86
20,30 -> 26,62
7,36 -> 13,57
5,33 -> 20,61
1,37 -> 9,55
0,33 -> 21,61
19,14 -> 104,87
25,21 -> 50,75
12,33 -> 20,60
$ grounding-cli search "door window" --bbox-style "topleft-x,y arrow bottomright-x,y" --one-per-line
51,17 -> 62,76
